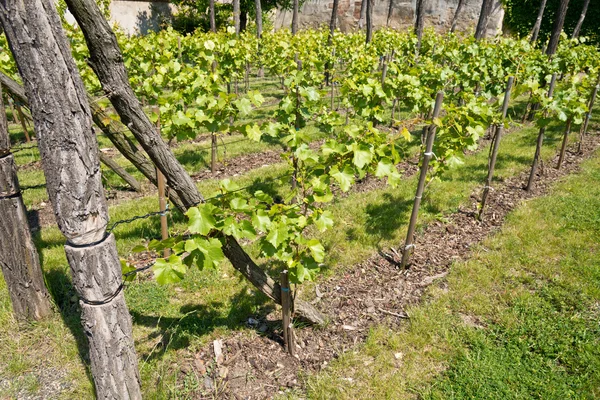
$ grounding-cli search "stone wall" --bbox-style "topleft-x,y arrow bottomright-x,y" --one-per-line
273,0 -> 504,37
110,0 -> 175,35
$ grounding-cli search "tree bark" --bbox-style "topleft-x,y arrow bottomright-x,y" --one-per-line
530,0 -> 547,43
233,0 -> 240,35
65,0 -> 326,326
450,0 -> 465,33
255,0 -> 262,39
0,0 -> 142,397
64,0 -> 205,209
292,0 -> 299,34
366,0 -> 373,44
474,0 -> 494,40
546,0 -> 570,57
358,0 -> 367,29
414,0 -> 425,54
386,0 -> 393,26
571,0 -> 589,39
221,235 -> 326,325
98,151 -> 142,192
209,0 -> 216,32
0,84 -> 53,322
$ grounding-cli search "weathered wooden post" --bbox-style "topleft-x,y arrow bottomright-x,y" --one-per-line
479,76 -> 514,220
154,108 -> 170,257
400,91 -> 444,269
577,74 -> 599,153
556,116 -> 573,170
280,270 -> 295,356
526,73 -> 557,191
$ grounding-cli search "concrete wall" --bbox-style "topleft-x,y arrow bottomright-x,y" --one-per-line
87,0 -> 502,37
109,0 -> 176,35
273,0 -> 504,37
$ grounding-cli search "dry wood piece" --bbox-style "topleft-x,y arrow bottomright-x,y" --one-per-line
400,91 -> 444,269
280,270 -> 295,356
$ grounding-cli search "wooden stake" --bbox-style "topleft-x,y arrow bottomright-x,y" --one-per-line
157,167 -> 170,258
280,270 -> 295,356
211,133 -> 217,174
577,75 -> 599,153
526,73 -> 557,191
154,107 -> 170,257
15,105 -> 31,142
400,91 -> 444,269
479,76 -> 514,220
556,116 -> 572,170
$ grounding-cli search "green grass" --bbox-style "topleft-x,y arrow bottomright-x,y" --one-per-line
300,145 -> 600,400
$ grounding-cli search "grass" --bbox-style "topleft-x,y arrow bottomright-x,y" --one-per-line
299,144 -> 600,400
0,83 -> 594,397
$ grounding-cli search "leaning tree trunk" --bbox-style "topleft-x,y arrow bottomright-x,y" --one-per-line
292,0 -> 299,34
209,0 -> 216,32
474,0 -> 494,40
530,0 -> 547,43
0,83 -> 52,322
571,0 -> 590,39
233,0 -> 240,35
64,0 -> 204,208
0,71 -> 183,208
450,0 -> 465,33
255,0 -> 262,38
386,0 -> 393,26
65,0 -> 326,326
546,0 -> 570,57
98,152 -> 142,192
414,0 -> 425,55
0,0 -> 142,398
358,0 -> 367,29
365,0 -> 373,44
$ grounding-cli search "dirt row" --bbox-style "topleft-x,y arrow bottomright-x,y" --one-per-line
176,133 -> 600,399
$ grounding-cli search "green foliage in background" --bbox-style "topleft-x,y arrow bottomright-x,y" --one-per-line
503,0 -> 600,44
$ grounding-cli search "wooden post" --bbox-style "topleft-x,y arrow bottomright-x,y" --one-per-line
211,133 -> 217,174
577,75 -> 599,153
280,270 -> 295,356
400,91 -> 444,269
526,73 -> 557,191
381,53 -> 388,89
479,76 -> 514,220
556,116 -> 572,170
157,167 -> 170,258
15,105 -> 31,142
154,107 -> 170,256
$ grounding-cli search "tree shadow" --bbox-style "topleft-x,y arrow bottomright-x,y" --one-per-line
136,3 -> 173,35
130,285 -> 274,362
345,192 -> 414,248
42,263 -> 95,390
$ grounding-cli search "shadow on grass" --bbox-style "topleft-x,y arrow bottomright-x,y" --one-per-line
43,265 -> 95,391
130,287 -> 273,362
